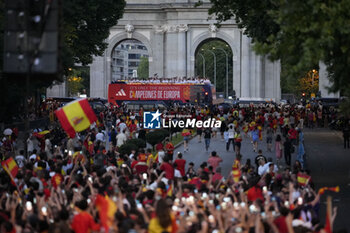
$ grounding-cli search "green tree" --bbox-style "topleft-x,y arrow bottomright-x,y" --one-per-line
137,56 -> 149,79
207,0 -> 350,101
195,40 -> 233,95
0,0 -> 126,122
62,0 -> 126,72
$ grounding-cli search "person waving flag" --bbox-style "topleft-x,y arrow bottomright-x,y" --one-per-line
55,98 -> 97,138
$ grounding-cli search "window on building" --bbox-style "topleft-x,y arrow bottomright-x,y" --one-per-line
128,54 -> 141,59
128,61 -> 139,67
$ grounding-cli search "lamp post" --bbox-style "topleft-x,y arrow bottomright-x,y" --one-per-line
197,53 -> 206,78
213,47 -> 229,98
202,48 -> 216,90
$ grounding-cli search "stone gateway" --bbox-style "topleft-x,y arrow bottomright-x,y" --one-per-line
89,0 -> 281,101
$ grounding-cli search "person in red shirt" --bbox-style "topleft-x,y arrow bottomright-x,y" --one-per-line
288,125 -> 298,145
207,151 -> 223,172
211,167 -> 223,184
160,157 -> 174,180
273,207 -> 289,233
71,199 -> 100,233
165,139 -> 174,161
155,141 -> 164,152
174,152 -> 186,177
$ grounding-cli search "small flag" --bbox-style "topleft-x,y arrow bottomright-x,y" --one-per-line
33,130 -> 50,138
319,186 -> 340,195
297,173 -> 310,186
1,157 -> 19,182
55,99 -> 97,138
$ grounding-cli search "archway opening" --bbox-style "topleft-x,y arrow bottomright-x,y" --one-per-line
111,39 -> 149,81
195,39 -> 233,99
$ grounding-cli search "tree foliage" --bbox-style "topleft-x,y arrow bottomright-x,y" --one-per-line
137,56 -> 149,79
62,0 -> 126,71
0,0 -> 126,123
207,0 -> 350,97
195,39 -> 233,95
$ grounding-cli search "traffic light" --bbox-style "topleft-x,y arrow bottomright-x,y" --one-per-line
3,0 -> 60,77
302,92 -> 306,97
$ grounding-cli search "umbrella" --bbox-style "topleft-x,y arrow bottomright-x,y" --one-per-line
3,128 -> 13,136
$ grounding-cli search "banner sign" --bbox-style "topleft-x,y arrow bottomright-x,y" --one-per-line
109,84 -> 191,103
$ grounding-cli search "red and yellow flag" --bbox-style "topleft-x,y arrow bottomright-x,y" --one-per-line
1,157 -> 19,181
297,173 -> 310,186
232,159 -> 241,183
55,99 -> 97,138
95,194 -> 117,232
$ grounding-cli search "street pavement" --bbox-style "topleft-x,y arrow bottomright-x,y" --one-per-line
174,130 -> 287,177
174,128 -> 350,231
305,129 -> 350,232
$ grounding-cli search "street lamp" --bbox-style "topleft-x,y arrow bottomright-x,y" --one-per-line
197,53 -> 206,78
213,47 -> 229,98
202,48 -> 216,90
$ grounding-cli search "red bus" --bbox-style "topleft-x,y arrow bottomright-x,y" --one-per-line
108,81 -> 215,106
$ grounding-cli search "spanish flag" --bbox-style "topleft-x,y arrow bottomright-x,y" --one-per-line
95,194 -> 117,232
55,99 -> 97,138
1,157 -> 19,182
33,130 -> 50,138
297,173 -> 310,186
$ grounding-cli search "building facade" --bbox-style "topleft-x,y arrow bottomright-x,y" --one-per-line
111,40 -> 149,80
89,0 -> 282,101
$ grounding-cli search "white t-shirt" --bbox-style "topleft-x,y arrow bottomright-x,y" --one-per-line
15,155 -> 26,168
96,132 -> 105,142
45,139 -> 51,151
116,133 -> 127,147
118,122 -> 127,132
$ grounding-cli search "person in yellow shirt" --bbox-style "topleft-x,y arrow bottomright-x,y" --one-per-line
148,199 -> 178,233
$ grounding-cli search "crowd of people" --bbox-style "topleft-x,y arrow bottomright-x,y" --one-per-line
111,76 -> 212,85
0,100 -> 345,233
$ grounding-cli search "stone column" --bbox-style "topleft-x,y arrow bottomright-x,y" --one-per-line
90,56 -> 105,97
264,58 -> 274,99
164,25 -> 178,77
241,33 -> 251,98
255,55 -> 262,98
153,25 -> 166,77
319,61 -> 340,98
46,81 -> 66,97
177,24 -> 188,77
250,49 -> 256,98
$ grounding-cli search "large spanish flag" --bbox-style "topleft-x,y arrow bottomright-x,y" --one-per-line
55,99 -> 97,138
1,157 -> 19,181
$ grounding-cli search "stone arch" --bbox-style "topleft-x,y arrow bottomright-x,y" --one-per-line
190,31 -> 238,62
190,30 -> 239,97
106,32 -> 153,59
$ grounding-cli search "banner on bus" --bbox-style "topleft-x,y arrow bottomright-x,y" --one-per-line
109,84 -> 191,102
